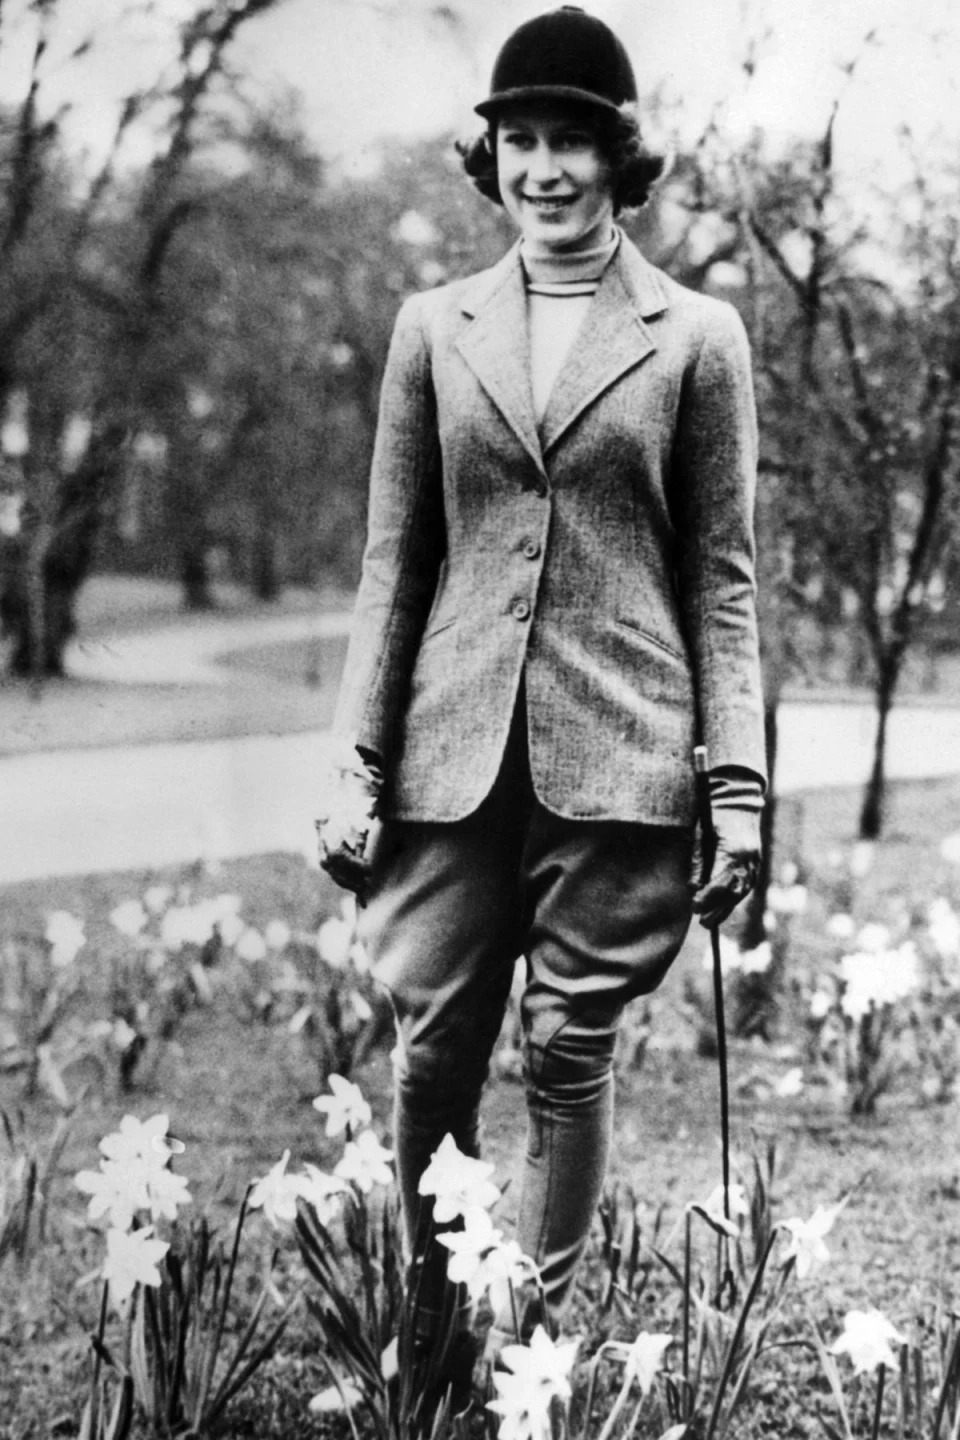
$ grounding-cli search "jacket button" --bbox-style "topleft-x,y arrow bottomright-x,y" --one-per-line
512,599 -> 531,621
522,539 -> 540,560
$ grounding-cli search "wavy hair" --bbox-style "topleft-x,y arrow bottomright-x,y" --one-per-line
457,104 -> 670,215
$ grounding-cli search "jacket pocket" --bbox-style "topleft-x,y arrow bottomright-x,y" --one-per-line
613,617 -> 685,663
422,613 -> 456,642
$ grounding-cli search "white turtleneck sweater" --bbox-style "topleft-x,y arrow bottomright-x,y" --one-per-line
521,230 -> 620,423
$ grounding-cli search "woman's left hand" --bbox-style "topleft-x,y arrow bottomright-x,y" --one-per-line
691,809 -> 761,929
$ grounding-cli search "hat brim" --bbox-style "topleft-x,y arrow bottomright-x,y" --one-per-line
474,85 -> 623,119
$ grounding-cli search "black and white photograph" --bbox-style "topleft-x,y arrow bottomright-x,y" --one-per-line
1,2 -> 959,1435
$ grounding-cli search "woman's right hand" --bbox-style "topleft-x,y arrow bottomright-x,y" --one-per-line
316,746 -> 384,904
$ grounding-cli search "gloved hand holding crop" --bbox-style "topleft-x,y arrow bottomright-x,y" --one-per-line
316,744 -> 384,904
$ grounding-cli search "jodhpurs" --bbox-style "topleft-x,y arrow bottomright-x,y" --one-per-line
360,704 -> 693,1330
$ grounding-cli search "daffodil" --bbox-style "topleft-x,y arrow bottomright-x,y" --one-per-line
775,1067 -> 804,1098
487,1326 -> 579,1440
438,1207 -> 503,1295
45,910 -> 85,967
110,899 -> 149,938
102,1225 -> 169,1307
740,941 -> 773,974
701,933 -> 743,975
690,1181 -> 749,1238
265,919 -> 292,951
825,913 -> 855,941
249,1150 -> 303,1227
767,883 -> 808,916
830,1308 -> 906,1373
809,987 -> 833,1020
317,901 -> 356,969
76,1117 -> 192,1230
313,1075 -> 372,1136
781,1200 -> 845,1278
418,1133 -> 500,1223
298,1164 -> 347,1225
235,927 -> 268,962
161,905 -> 214,950
334,1131 -> 394,1193
309,1380 -> 365,1413
99,1114 -> 172,1168
624,1331 -> 673,1395
482,1239 -> 535,1320
143,884 -> 174,915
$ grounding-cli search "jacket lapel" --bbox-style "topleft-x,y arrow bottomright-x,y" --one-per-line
454,234 -> 671,470
455,245 -> 547,479
539,238 -> 669,455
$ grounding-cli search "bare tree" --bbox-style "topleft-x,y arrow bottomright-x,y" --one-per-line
0,0 -> 284,675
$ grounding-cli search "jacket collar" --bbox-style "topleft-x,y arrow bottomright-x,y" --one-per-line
455,232 -> 669,467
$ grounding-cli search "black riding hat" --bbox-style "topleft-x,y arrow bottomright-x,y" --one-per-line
474,6 -> 638,120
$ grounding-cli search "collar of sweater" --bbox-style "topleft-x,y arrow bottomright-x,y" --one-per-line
520,228 -> 620,287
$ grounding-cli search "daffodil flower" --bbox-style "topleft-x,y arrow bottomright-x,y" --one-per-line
308,1379 -> 365,1413
313,1075 -> 373,1137
76,1162 -> 150,1231
317,900 -> 356,969
249,1150 -> 304,1227
98,1114 -> 172,1169
76,1114 -> 192,1230
334,1130 -> 394,1193
418,1133 -> 501,1223
767,883 -> 808,916
109,900 -> 149,938
483,1239 -> 536,1320
775,1067 -> 804,1098
487,1326 -> 580,1440
76,1148 -> 191,1231
624,1331 -> 673,1394
234,927 -> 266,962
298,1164 -> 348,1225
102,1225 -> 169,1307
45,910 -> 86,967
438,1207 -> 503,1294
143,884 -> 174,915
265,919 -> 292,951
780,1200 -> 845,1278
830,1308 -> 907,1373
701,933 -> 744,975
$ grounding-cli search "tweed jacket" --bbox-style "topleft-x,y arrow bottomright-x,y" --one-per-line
332,232 -> 766,825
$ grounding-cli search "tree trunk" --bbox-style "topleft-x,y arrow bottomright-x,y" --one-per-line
859,656 -> 898,839
739,695 -> 779,951
252,519 -> 280,602
1,431 -> 124,677
181,538 -> 213,611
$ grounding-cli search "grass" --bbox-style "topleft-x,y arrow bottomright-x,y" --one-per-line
2,576 -> 960,1435
0,575 -> 351,756
2,773 -> 960,1438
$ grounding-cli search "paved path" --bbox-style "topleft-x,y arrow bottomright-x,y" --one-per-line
2,609 -> 960,882
66,609 -> 350,686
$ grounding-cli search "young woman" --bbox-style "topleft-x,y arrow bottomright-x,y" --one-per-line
319,0 -> 765,1375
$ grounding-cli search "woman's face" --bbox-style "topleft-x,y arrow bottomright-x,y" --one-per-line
495,103 -> 615,254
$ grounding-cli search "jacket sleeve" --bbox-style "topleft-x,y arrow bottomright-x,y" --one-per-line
673,299 -> 767,785
332,293 -> 445,764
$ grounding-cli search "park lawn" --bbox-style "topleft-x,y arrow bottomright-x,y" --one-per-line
0,576 -> 352,757
1,774 -> 959,1438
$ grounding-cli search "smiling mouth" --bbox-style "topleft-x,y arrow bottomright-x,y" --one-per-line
523,195 -> 576,210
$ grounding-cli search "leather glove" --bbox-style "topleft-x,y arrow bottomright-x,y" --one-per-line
315,744 -> 383,905
691,807 -> 762,929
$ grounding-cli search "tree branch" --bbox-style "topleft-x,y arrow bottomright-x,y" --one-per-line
834,297 -> 882,438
